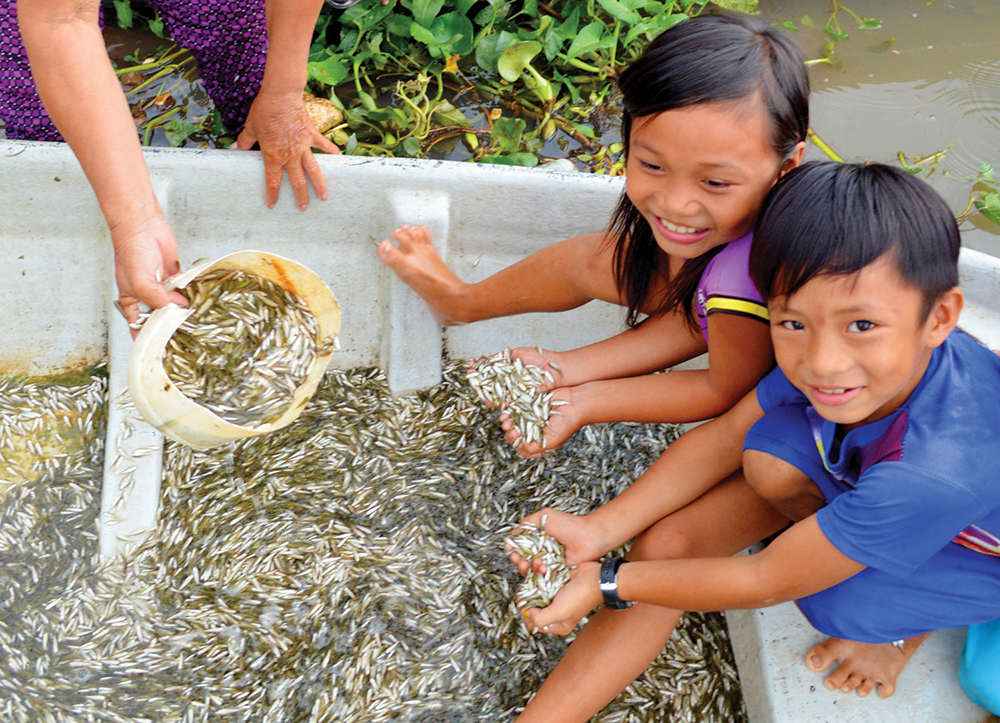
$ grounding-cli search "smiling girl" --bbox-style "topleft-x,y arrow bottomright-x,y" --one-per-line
379,13 -> 809,450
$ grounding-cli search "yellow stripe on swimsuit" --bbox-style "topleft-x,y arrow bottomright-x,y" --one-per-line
705,296 -> 769,322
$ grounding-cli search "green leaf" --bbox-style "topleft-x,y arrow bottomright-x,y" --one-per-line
553,68 -> 580,103
163,119 -> 200,147
431,12 -> 475,55
401,137 -> 423,157
386,15 -> 413,37
594,0 -> 640,25
113,0 -> 133,29
976,192 -> 1000,226
497,40 -> 542,82
432,100 -> 472,128
702,0 -> 756,13
507,152 -> 539,167
543,27 -> 564,61
800,15 -> 814,27
342,0 -> 395,29
565,22 -> 607,60
308,55 -> 351,87
480,155 -> 516,165
148,14 -> 164,37
553,5 -> 580,41
775,21 -> 797,31
456,0 -> 478,14
521,0 -> 539,19
357,90 -> 377,112
572,122 -> 596,139
345,133 -> 359,155
980,163 -> 995,179
475,31 -> 519,73
823,25 -> 850,41
647,11 -> 686,35
406,0 -> 447,29
410,22 -> 438,45
492,116 -> 527,153
858,18 -> 882,30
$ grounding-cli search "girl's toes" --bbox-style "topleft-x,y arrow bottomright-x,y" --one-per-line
876,678 -> 896,699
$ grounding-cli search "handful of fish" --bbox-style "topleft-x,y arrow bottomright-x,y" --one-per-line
162,267 -> 323,428
506,516 -> 573,611
467,348 -> 566,448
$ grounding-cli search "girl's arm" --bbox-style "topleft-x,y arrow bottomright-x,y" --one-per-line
527,515 -> 865,635
378,228 -> 626,326
515,388 -> 768,566
235,0 -> 340,211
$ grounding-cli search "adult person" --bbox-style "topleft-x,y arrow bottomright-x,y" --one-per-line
4,0 -> 340,326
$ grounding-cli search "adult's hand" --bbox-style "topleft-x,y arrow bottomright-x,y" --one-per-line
235,90 -> 341,211
111,217 -> 188,335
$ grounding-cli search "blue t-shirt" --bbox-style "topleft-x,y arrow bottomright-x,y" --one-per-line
694,232 -> 769,344
755,329 -> 1000,577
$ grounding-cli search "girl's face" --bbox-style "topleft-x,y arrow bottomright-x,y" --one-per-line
625,98 -> 804,261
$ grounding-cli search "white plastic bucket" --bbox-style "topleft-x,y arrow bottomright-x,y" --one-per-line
127,250 -> 341,450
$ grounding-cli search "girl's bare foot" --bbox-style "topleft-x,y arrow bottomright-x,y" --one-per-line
377,224 -> 468,325
805,634 -> 929,699
502,387 -> 583,458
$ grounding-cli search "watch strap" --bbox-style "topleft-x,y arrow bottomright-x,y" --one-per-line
599,556 -> 633,610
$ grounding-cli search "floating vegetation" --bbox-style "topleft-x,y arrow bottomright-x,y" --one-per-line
468,349 -> 564,449
506,516 -> 572,612
0,361 -> 746,722
163,268 -> 322,429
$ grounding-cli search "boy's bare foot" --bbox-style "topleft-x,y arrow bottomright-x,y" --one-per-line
377,224 -> 468,325
805,634 -> 929,699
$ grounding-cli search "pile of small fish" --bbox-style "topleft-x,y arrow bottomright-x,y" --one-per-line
0,362 -> 747,722
506,516 -> 573,612
163,267 -> 322,428
467,349 -> 566,449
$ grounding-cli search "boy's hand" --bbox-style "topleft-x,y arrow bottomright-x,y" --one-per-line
522,561 -> 603,635
506,508 -> 605,574
501,387 -> 582,457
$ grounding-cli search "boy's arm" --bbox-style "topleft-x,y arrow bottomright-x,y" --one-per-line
522,387 -> 768,565
528,515 -> 866,635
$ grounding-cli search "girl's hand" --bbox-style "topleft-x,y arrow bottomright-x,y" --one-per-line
501,387 -> 583,457
506,508 -> 605,574
522,561 -> 603,635
511,347 -> 568,391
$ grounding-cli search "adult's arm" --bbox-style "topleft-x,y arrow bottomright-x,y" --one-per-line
236,0 -> 340,211
18,0 -> 186,321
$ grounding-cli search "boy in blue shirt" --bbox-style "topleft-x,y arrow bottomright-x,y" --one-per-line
510,162 -> 1000,721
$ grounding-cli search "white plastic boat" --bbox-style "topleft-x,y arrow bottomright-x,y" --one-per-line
1,139 -> 997,722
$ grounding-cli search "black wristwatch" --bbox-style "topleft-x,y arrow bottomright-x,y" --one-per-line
599,557 -> 633,610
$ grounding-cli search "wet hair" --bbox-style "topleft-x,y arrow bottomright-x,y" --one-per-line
608,12 -> 810,329
749,161 -> 960,321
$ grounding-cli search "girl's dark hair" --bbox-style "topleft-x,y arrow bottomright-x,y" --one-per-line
749,161 -> 960,321
608,12 -> 809,328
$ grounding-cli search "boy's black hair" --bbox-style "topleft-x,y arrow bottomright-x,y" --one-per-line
749,161 -> 960,321
607,12 -> 809,329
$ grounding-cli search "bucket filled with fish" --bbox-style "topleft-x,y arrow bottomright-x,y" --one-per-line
128,250 -> 340,449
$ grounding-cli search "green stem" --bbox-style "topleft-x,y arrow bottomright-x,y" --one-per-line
557,54 -> 603,74
114,47 -> 186,76
807,128 -> 843,162
127,65 -> 180,96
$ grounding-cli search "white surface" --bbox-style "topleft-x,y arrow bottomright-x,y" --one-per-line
727,603 -> 998,723
2,140 -> 999,715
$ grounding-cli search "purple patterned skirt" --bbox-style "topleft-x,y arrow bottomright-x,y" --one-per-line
0,0 -> 267,141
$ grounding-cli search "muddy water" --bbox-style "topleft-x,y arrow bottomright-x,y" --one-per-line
764,0 -> 1000,254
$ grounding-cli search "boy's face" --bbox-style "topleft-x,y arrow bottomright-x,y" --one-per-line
768,256 -> 949,430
